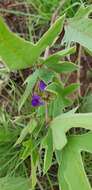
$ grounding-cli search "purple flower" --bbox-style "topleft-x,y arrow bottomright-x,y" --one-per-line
31,94 -> 44,107
39,80 -> 47,91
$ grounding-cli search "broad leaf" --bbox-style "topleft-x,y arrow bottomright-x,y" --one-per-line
0,15 -> 65,70
48,96 -> 64,117
80,94 -> 92,113
47,83 -> 75,117
39,68 -> 54,83
74,5 -> 92,19
64,6 -> 92,51
58,132 -> 92,190
45,61 -> 78,73
46,82 -> 77,113
46,82 -> 63,96
51,112 -> 92,150
63,83 -> 79,96
0,16 -> 35,70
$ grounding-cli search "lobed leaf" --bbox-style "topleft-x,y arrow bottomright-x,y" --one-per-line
58,132 -> 92,190
74,5 -> 92,19
51,112 -> 92,150
64,6 -> 92,51
0,15 -> 65,70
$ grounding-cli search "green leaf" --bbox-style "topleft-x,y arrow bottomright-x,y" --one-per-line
0,177 -> 30,190
18,70 -> 39,111
36,15 -> 65,49
65,106 -> 78,114
43,46 -> 76,65
20,138 -> 39,185
46,82 -> 79,99
51,112 -> 92,150
0,15 -> 65,70
63,97 -> 73,107
80,94 -> 92,113
65,15 -> 92,51
48,95 -> 73,118
42,129 -> 53,174
31,149 -> 39,190
21,139 -> 33,160
47,83 -> 75,117
58,132 -> 92,190
74,5 -> 92,19
84,47 -> 92,56
46,61 -> 78,73
39,68 -> 54,84
46,82 -> 63,96
55,149 -> 62,165
0,16 -> 35,70
63,83 -> 79,96
48,96 -> 64,117
20,138 -> 36,161
15,119 -> 37,145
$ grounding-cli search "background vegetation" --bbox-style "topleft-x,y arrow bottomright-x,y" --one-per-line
1,0 -> 92,190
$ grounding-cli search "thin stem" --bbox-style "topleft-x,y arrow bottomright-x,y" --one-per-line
51,0 -> 67,24
46,173 -> 54,190
37,179 -> 44,190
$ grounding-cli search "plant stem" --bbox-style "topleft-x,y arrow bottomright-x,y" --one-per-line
46,173 -> 54,190
37,179 -> 44,190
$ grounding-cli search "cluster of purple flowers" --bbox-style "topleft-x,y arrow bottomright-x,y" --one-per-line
31,80 -> 46,107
